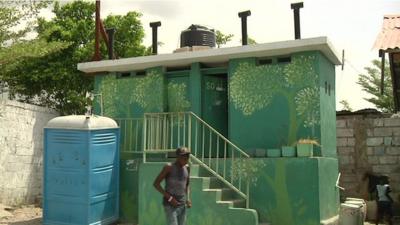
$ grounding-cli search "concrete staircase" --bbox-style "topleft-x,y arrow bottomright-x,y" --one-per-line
189,164 -> 261,225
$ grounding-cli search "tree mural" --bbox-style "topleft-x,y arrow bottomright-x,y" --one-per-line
167,82 -> 191,112
229,55 -> 320,144
97,70 -> 164,118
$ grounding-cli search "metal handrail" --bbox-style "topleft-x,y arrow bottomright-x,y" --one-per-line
143,111 -> 250,208
114,118 -> 143,153
188,112 -> 250,158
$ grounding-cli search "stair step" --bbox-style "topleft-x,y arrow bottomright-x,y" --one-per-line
205,188 -> 238,200
190,164 -> 213,177
216,199 -> 246,208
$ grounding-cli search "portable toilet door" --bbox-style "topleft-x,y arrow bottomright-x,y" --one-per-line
43,115 -> 120,225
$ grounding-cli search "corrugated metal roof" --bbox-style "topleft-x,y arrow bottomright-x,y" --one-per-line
373,14 -> 400,50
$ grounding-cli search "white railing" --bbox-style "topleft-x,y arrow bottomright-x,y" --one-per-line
143,112 -> 251,208
115,118 -> 143,153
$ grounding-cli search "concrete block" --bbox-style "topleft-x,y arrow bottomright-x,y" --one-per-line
386,147 -> 400,155
384,118 -> 400,127
340,165 -> 356,173
347,138 -> 356,146
384,137 -> 393,146
374,147 -> 386,156
367,147 -> 374,155
336,120 -> 347,128
339,155 -> 353,165
367,129 -> 374,137
368,156 -> 379,164
373,165 -> 394,174
393,128 -> 400,136
337,138 -> 348,147
393,137 -> 400,146
341,174 -> 358,182
338,147 -> 354,155
373,118 -> 384,127
374,127 -> 393,136
379,156 -> 398,164
347,118 -> 357,128
367,137 -> 383,146
337,128 -> 354,137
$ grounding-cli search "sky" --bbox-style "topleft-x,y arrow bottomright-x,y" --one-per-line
44,0 -> 400,111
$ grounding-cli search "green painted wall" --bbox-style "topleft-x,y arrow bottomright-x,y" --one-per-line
93,67 -> 166,223
249,157 -> 339,225
190,63 -> 202,115
138,163 -> 258,225
137,159 -> 339,225
228,52 -> 331,155
318,158 -> 340,221
317,52 -> 337,157
119,156 -> 141,223
94,67 -> 165,118
166,72 -> 191,112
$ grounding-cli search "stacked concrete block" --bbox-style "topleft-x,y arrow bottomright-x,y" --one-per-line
0,100 -> 57,206
337,113 -> 400,202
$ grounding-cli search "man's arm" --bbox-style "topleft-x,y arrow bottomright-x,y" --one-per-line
386,185 -> 394,202
153,164 -> 179,207
186,166 -> 192,208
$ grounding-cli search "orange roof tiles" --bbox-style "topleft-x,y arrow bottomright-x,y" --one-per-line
373,14 -> 400,50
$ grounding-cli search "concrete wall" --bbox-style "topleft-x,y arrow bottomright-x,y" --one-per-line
337,113 -> 400,201
0,100 -> 58,206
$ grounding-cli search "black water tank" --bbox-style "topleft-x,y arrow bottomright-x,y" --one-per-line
180,25 -> 216,48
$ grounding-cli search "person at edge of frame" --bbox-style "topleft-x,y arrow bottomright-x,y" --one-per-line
154,147 -> 192,225
375,175 -> 394,225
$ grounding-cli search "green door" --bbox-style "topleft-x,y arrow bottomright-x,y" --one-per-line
201,75 -> 228,157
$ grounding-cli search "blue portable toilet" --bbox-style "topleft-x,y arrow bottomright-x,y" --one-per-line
43,115 -> 120,225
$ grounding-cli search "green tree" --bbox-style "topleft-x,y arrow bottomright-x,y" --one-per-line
357,59 -> 393,113
0,0 -> 50,45
339,100 -> 352,111
0,1 -> 68,66
1,1 -> 147,115
215,30 -> 233,48
248,37 -> 257,45
240,37 -> 257,45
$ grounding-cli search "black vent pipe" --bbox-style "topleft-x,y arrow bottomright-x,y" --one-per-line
291,2 -> 303,39
106,28 -> 115,59
150,21 -> 161,54
238,10 -> 251,45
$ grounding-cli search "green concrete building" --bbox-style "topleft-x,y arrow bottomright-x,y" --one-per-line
78,36 -> 342,225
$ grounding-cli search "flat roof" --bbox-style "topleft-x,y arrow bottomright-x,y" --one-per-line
77,36 -> 342,73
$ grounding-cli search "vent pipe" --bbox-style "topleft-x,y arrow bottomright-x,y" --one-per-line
150,21 -> 161,54
291,2 -> 304,39
93,0 -> 101,61
106,28 -> 115,59
238,10 -> 251,45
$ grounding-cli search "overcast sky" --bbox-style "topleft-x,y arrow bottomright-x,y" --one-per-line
44,0 -> 400,110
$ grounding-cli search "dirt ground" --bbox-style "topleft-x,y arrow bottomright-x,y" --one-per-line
0,205 -> 42,225
0,204 -> 398,225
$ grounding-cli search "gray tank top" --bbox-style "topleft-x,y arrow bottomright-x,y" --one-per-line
164,163 -> 189,205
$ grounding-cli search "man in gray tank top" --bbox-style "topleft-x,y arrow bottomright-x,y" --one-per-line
154,147 -> 191,225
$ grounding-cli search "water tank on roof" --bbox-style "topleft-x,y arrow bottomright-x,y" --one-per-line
180,24 -> 216,48
43,115 -> 120,225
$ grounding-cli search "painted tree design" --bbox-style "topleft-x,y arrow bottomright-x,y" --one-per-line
167,82 -> 191,112
97,70 -> 164,117
229,55 -> 320,144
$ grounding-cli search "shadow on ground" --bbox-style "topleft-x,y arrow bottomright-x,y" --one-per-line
1,218 -> 42,225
